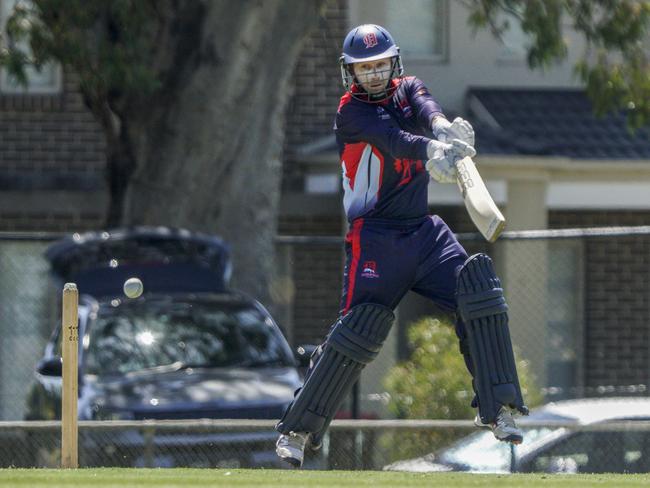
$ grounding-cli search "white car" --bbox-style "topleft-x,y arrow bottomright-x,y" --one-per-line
385,397 -> 650,474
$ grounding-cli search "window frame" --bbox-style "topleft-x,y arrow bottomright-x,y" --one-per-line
545,239 -> 586,400
384,0 -> 450,64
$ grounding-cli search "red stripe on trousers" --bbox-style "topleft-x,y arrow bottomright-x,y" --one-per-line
343,218 -> 364,314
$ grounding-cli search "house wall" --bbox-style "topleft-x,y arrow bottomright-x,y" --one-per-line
0,70 -> 106,231
284,0 -> 347,151
280,0 -> 348,346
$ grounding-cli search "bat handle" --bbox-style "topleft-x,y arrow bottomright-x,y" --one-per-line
435,134 -> 465,164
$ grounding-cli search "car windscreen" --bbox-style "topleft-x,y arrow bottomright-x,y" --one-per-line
437,427 -> 555,472
436,409 -> 574,471
84,301 -> 294,376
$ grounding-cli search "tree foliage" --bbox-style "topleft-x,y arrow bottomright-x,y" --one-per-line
462,0 -> 650,128
3,1 -> 160,95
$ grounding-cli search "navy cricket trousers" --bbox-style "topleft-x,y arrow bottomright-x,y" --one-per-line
340,215 -> 469,315
278,215 -> 474,439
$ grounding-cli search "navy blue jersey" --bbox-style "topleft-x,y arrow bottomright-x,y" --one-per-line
335,76 -> 444,222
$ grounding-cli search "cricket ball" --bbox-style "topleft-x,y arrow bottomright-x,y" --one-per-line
123,277 -> 144,298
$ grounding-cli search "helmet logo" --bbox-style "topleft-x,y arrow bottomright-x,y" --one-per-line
363,32 -> 378,48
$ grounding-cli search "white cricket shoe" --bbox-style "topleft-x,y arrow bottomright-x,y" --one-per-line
275,431 -> 310,467
474,406 -> 523,444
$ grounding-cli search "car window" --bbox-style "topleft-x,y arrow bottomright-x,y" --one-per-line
438,427 -> 554,472
524,430 -> 650,474
84,303 -> 293,376
620,430 -> 650,473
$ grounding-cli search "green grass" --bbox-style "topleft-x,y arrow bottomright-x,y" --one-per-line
0,469 -> 649,488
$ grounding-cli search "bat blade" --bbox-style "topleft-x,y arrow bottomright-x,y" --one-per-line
455,156 -> 505,242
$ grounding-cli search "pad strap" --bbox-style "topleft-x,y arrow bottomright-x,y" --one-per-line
329,303 -> 393,364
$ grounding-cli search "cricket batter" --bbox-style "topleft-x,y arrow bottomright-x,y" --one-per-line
276,24 -> 528,467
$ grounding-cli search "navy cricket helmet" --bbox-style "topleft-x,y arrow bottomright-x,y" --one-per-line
339,24 -> 404,101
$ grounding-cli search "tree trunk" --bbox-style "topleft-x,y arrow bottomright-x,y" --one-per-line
120,0 -> 325,304
105,131 -> 137,227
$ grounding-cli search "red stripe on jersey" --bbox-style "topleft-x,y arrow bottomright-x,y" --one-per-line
370,145 -> 385,199
377,152 -> 384,198
338,92 -> 353,112
341,142 -> 367,190
343,218 -> 364,314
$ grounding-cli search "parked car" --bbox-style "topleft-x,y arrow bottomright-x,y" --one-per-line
384,397 -> 650,474
25,227 -> 310,467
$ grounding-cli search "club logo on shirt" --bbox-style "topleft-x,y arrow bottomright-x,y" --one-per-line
376,106 -> 391,120
361,261 -> 380,279
363,33 -> 378,48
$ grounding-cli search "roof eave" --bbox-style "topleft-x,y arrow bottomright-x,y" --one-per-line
476,155 -> 650,182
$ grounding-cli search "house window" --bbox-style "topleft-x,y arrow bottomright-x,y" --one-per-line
385,0 -> 448,61
0,0 -> 62,94
546,240 -> 584,400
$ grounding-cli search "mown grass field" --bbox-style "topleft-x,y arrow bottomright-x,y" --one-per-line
0,469 -> 649,488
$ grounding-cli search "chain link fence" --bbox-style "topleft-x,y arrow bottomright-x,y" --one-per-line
2,419 -> 650,473
0,234 -> 57,421
0,226 -> 649,471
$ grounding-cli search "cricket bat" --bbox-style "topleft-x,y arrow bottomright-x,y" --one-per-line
454,156 -> 505,242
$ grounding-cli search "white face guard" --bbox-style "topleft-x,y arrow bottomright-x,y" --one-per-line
339,55 -> 404,102
353,60 -> 393,94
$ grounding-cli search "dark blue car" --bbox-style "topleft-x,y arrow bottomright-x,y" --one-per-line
25,227 -> 306,467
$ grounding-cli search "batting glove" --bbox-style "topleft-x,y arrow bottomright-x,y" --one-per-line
426,139 -> 476,184
432,116 -> 475,146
